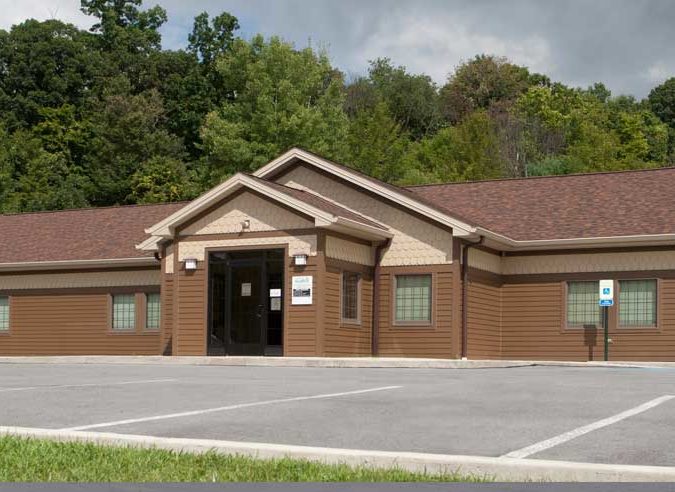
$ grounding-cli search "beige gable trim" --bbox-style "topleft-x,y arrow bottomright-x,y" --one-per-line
181,191 -> 313,236
468,249 -> 502,274
0,270 -> 160,290
277,166 -> 454,266
177,235 -> 317,262
326,236 -> 374,266
164,244 -> 174,274
253,148 -> 476,237
503,250 -> 675,275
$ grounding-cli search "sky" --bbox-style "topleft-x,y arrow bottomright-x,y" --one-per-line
1,0 -> 674,98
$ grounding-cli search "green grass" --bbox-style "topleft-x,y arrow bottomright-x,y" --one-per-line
0,435 -> 488,482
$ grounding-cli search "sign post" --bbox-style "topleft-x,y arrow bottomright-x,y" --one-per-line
598,280 -> 614,361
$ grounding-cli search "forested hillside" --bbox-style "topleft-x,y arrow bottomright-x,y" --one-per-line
1,0 -> 674,213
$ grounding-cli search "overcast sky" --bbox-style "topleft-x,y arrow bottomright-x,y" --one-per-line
1,0 -> 673,98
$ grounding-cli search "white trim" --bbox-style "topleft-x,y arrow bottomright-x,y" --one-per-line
0,257 -> 157,272
253,148 -> 477,237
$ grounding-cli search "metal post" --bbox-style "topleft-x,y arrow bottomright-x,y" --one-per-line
603,306 -> 609,362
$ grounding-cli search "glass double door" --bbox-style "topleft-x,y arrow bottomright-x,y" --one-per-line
209,250 -> 283,356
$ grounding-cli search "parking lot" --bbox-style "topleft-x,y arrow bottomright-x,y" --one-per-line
0,363 -> 673,467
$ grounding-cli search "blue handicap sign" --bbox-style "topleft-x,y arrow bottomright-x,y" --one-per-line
602,287 -> 611,295
599,299 -> 614,307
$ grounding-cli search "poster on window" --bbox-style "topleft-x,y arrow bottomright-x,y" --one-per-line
291,275 -> 313,305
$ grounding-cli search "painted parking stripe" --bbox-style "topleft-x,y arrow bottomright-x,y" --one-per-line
0,379 -> 177,393
502,394 -> 675,459
61,385 -> 403,431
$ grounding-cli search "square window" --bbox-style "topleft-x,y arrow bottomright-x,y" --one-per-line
619,279 -> 657,327
567,281 -> 601,327
112,294 -> 136,331
395,275 -> 432,323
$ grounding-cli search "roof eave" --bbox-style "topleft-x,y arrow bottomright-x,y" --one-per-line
0,257 -> 158,273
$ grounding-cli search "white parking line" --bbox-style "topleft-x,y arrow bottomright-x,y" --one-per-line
0,379 -> 177,393
60,385 -> 403,431
502,394 -> 675,459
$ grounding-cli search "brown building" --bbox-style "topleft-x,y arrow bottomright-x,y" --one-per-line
2,148 -> 675,361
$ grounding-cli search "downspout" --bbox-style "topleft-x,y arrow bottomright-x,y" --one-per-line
461,235 -> 484,359
371,238 -> 391,356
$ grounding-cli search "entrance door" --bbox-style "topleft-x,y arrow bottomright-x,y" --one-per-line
208,250 -> 284,356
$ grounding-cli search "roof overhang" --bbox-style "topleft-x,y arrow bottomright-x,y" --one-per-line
253,148 -> 478,238
138,172 -> 392,251
478,228 -> 675,252
0,257 -> 157,273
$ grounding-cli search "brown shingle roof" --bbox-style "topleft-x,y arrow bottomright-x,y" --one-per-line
0,202 -> 185,264
408,167 -> 675,241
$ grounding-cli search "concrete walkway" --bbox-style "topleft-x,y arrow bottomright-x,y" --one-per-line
0,355 -> 673,369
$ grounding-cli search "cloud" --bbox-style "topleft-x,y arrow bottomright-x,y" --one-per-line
0,0 -> 673,97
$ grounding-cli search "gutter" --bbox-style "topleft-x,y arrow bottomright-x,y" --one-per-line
0,257 -> 158,273
461,236 -> 484,359
371,238 -> 392,356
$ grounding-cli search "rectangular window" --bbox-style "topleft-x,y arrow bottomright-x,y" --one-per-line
619,279 -> 657,327
112,294 -> 136,331
567,281 -> 601,327
146,293 -> 161,330
395,274 -> 432,324
0,296 -> 8,331
341,272 -> 360,323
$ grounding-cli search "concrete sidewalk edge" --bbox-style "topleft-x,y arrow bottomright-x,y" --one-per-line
2,426 -> 675,482
0,355 -> 673,369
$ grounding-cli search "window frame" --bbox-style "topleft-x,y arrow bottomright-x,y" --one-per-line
110,293 -> 137,332
145,292 -> 161,331
340,271 -> 361,326
0,295 -> 10,333
393,273 -> 434,327
617,278 -> 659,330
564,280 -> 602,330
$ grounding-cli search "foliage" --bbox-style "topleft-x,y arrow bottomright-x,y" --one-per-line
0,436 -> 485,482
0,0 -> 672,214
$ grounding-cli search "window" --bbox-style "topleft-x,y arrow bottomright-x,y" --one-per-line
112,294 -> 136,331
146,293 -> 161,330
619,279 -> 657,327
567,281 -> 601,327
395,275 -> 432,324
341,272 -> 360,323
0,296 -> 8,331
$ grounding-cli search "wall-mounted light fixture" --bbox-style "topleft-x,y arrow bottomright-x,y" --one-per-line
184,258 -> 198,271
241,219 -> 250,231
293,254 -> 308,266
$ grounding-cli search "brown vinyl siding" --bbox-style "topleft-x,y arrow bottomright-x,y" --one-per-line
323,259 -> 372,356
0,292 -> 159,355
466,277 -> 502,359
377,265 -> 454,358
174,264 -> 207,356
284,257 -> 319,356
160,275 -> 174,355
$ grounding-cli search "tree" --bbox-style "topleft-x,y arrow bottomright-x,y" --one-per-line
200,35 -> 349,183
648,77 -> 675,159
188,12 -> 239,68
400,110 -> 503,184
343,102 -> 409,182
129,156 -> 197,203
365,58 -> 441,139
439,55 -> 546,124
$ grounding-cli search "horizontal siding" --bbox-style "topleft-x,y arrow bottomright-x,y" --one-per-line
323,264 -> 372,357
0,293 -> 159,355
285,261 -> 318,356
501,280 -> 675,361
466,279 -> 501,359
175,267 -> 206,355
377,266 -> 453,358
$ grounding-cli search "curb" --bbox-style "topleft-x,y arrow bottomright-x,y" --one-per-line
0,355 -> 673,369
2,426 -> 675,482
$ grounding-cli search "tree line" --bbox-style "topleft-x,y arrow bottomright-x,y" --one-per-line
0,0 -> 674,213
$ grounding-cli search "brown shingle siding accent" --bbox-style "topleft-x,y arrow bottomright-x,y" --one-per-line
409,167 -> 675,241
0,202 -> 185,264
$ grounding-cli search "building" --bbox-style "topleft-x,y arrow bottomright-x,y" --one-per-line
1,148 -> 674,361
